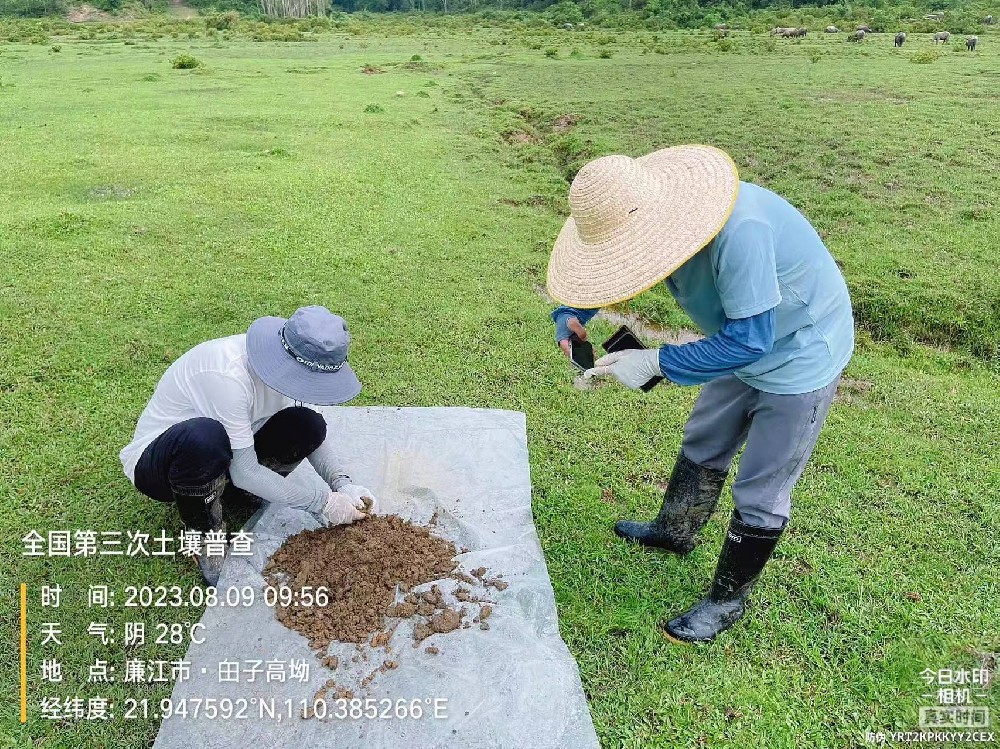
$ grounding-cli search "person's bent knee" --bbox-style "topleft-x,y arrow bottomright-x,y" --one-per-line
169,418 -> 232,493
286,407 -> 327,452
261,407 -> 327,453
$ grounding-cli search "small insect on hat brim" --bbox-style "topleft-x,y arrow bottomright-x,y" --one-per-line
546,145 -> 740,309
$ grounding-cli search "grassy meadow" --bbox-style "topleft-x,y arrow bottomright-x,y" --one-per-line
1,15 -> 998,748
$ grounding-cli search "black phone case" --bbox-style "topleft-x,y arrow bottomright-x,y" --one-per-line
601,325 -> 664,392
570,336 -> 595,372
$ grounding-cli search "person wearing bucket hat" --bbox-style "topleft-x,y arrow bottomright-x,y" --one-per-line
547,145 -> 854,643
119,306 -> 376,585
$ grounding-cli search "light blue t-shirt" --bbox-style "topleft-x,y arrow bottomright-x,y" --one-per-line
664,182 -> 854,394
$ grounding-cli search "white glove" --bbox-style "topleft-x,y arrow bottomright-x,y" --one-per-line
315,491 -> 366,527
584,349 -> 663,389
339,483 -> 377,513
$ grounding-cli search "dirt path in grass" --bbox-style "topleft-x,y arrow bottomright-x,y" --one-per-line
167,0 -> 198,19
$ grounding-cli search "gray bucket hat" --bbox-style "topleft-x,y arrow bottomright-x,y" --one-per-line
246,306 -> 362,406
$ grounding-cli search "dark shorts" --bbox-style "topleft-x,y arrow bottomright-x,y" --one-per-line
134,406 -> 326,503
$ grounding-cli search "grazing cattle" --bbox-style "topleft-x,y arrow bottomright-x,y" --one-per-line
985,15 -> 993,25
933,31 -> 951,44
849,29 -> 866,42
856,24 -> 872,33
792,27 -> 808,38
770,27 -> 796,37
966,36 -> 978,51
826,26 -> 840,33
895,32 -> 906,47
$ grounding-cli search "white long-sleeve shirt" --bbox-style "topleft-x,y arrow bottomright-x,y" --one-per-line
120,334 -> 348,510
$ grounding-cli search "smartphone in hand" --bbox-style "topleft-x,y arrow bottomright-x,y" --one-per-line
569,335 -> 596,373
601,325 -> 663,392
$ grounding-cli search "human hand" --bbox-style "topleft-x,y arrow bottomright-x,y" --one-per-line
340,483 -> 377,514
557,316 -> 589,359
316,491 -> 366,526
584,349 -> 662,389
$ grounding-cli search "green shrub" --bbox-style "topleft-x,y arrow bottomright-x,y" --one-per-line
598,49 -> 613,59
363,103 -> 384,113
546,0 -> 583,27
171,54 -> 202,70
912,48 -> 939,64
544,47 -> 559,58
50,44 -> 60,52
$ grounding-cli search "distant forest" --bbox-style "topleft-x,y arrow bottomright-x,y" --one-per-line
1,0 -> 996,36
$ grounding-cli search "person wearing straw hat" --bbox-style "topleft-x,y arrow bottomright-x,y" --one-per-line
119,306 -> 376,585
548,146 -> 854,643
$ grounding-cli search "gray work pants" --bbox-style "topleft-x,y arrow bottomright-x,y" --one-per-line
680,374 -> 841,529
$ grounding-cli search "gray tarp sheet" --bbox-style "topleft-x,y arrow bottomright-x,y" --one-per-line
153,407 -> 599,749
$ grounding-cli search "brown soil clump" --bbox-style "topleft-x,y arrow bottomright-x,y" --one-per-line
264,515 -> 459,647
413,622 -> 432,642
370,627 -> 394,649
387,600 -> 418,618
479,605 -> 493,621
425,646 -> 439,655
430,608 -> 461,633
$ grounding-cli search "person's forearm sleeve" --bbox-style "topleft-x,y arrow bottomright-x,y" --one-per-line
551,306 -> 600,343
307,440 -> 352,493
229,447 -> 327,513
657,308 -> 776,386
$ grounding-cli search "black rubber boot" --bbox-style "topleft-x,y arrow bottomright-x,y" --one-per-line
613,452 -> 728,554
662,512 -> 784,643
173,474 -> 228,586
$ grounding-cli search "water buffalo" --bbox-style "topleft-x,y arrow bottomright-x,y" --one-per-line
849,29 -> 866,42
933,31 -> 951,43
770,27 -> 797,37
856,24 -> 872,33
966,36 -> 978,51
895,32 -> 906,47
985,15 -> 993,25
793,27 -> 808,37
826,26 -> 840,33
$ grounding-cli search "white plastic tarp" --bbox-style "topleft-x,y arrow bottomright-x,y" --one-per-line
153,407 -> 600,749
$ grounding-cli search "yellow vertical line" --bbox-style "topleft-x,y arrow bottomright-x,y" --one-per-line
20,583 -> 27,723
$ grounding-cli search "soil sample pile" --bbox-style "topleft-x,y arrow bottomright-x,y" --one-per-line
264,515 -> 459,648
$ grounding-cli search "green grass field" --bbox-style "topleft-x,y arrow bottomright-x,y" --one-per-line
2,16 -> 998,748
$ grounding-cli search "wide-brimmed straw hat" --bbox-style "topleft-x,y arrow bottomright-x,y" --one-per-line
546,145 -> 739,309
246,306 -> 362,406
